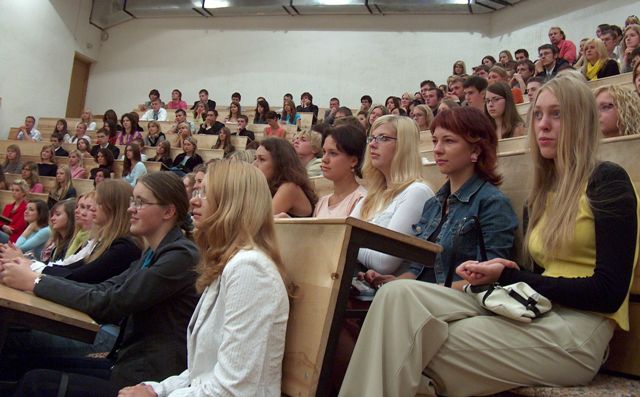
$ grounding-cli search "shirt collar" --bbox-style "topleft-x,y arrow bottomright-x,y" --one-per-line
436,173 -> 486,204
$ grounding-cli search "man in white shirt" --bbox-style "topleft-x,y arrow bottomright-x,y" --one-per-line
16,116 -> 41,142
141,99 -> 167,121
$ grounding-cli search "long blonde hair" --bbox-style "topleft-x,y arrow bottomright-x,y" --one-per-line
52,165 -> 73,200
359,115 -> 424,221
195,160 -> 286,293
86,179 -> 137,263
525,75 -> 600,258
594,84 -> 640,137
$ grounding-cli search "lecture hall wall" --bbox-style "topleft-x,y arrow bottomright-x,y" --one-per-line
0,0 -> 637,136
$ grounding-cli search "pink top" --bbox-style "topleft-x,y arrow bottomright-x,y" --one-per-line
117,130 -> 143,146
313,185 -> 367,218
265,126 -> 286,138
167,100 -> 188,110
557,39 -> 577,64
30,183 -> 44,193
71,166 -> 88,179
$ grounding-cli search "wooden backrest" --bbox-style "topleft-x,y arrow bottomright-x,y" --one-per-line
0,190 -> 49,207
299,113 -> 314,129
5,174 -> 94,196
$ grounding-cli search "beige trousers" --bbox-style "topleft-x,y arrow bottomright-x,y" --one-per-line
338,280 -> 615,397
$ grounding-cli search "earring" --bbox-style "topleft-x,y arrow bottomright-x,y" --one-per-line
471,154 -> 478,163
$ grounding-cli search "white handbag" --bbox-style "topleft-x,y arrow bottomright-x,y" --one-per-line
463,282 -> 552,323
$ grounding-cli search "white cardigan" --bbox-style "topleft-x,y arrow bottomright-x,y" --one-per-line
146,249 -> 289,397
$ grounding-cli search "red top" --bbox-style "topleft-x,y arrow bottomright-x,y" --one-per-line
1,200 -> 27,243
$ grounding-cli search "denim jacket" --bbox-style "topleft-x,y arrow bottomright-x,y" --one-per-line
408,174 -> 518,284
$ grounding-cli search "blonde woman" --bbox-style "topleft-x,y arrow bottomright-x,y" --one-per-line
594,84 -> 640,137
3,144 -> 23,174
173,122 -> 192,148
351,115 -> 433,275
341,75 -> 640,397
292,129 -> 322,177
21,162 -> 44,193
411,104 -> 434,131
48,165 -> 77,207
581,38 -> 620,81
68,149 -> 87,179
80,108 -> 97,131
121,160 -> 289,396
37,145 -> 58,177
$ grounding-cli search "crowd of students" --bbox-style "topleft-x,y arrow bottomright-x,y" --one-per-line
0,16 -> 638,397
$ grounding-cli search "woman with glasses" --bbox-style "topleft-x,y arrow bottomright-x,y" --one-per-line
351,115 -> 433,276
5,172 -> 200,396
485,82 -> 525,139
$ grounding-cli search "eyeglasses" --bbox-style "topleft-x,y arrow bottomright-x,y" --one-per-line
484,97 -> 505,105
367,135 -> 398,144
129,197 -> 161,210
192,190 -> 207,200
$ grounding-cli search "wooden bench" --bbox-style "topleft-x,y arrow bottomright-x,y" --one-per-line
5,174 -> 94,196
0,190 -> 50,208
420,135 -> 528,161
275,217 -> 441,396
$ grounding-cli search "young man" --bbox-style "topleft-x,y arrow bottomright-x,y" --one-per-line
601,29 -> 620,61
526,77 -> 545,103
16,116 -> 41,142
90,128 -> 120,160
236,115 -> 255,142
264,111 -> 286,138
197,110 -> 225,135
231,92 -> 241,105
424,87 -> 443,117
514,49 -> 529,62
548,26 -> 576,64
140,98 -> 167,121
296,92 -> 319,124
463,76 -> 488,112
535,44 -> 572,81
473,65 -> 490,80
360,95 -> 372,112
419,80 -> 436,104
169,109 -> 196,134
324,97 -> 341,126
191,89 -> 216,111
445,77 -> 465,104
511,60 -> 535,90
51,133 -> 69,157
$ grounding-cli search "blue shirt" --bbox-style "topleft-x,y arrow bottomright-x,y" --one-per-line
408,174 -> 518,284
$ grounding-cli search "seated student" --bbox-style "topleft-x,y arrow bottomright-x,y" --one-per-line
172,137 -> 203,174
166,88 -> 188,110
34,199 -> 76,263
621,24 -> 640,73
80,108 -> 97,131
253,138 -> 318,217
130,138 -> 148,162
297,91 -> 320,124
213,127 -> 236,158
362,107 -> 518,289
16,115 -> 41,142
117,161 -> 290,396
12,200 -> 50,260
91,128 -> 121,160
498,50 -> 516,70
117,113 -> 143,146
535,43 -> 573,81
324,97 -> 341,126
21,162 -> 44,193
526,76 -> 545,103
90,148 -> 115,180
462,76 -> 489,112
4,172 -> 200,395
37,145 -> 58,177
144,121 -> 166,147
411,104 -> 435,131
595,85 -> 640,138
2,144 -> 23,174
192,88 -> 216,111
438,99 -> 461,113
292,130 -> 323,177
314,124 -> 367,218
236,115 -> 255,142
351,115 -> 434,276
0,180 -> 29,243
548,26 -> 577,64
253,99 -> 270,124
488,66 -> 524,104
192,101 -> 207,126
139,88 -> 162,111
511,59 -> 536,91
48,165 -> 77,207
67,150 -> 88,179
64,193 -> 95,260
340,75 -> 640,397
172,122 -> 193,148
357,110 -> 369,131
224,101 -> 242,124
281,98 -> 302,128
231,91 -> 241,105
53,119 -> 70,142
366,105 -> 388,135
152,141 -> 173,169
581,38 -> 620,81
264,111 -> 286,138
197,109 -> 225,135
66,122 -> 91,144
122,143 -> 148,187
76,137 -> 92,159
93,168 -> 110,187
50,132 -> 69,157
485,82 -> 526,139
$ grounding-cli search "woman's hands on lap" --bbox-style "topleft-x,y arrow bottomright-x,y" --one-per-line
456,258 -> 519,285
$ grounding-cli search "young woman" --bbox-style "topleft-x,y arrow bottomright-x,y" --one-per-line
340,75 -> 640,397
76,137 -> 92,159
152,140 -> 173,169
48,165 -> 77,207
6,172 -> 200,395
183,173 -> 195,200
213,127 -> 236,158
452,60 -> 467,77
351,115 -> 434,276
438,99 -> 461,113
54,119 -> 70,141
361,107 -> 518,288
118,160 -> 290,397
482,55 -> 497,68
253,137 -> 318,217
0,180 -> 29,243
67,149 -> 87,179
357,110 -> 369,131
117,113 -> 143,146
621,24 -> 640,73
65,122 -> 90,145
281,99 -> 301,128
192,101 -> 207,125
172,137 -> 203,174
581,38 -> 620,81
292,130 -> 323,177
594,84 -> 640,137
3,144 -> 23,174
498,50 -> 514,67
80,109 -> 97,131
65,192 -> 95,260
485,82 -> 525,139
367,105 -> 388,135
314,124 -> 367,218
21,162 -> 44,193
90,148 -> 115,180
412,104 -> 434,131
37,145 -> 58,177
225,102 -> 242,123
123,143 -> 148,187
173,122 -> 192,148
144,121 -> 166,147
253,99 -> 270,124
167,89 -> 188,110
385,96 -> 401,113
13,200 -> 50,260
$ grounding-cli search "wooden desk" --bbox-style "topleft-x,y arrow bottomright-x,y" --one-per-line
0,284 -> 99,349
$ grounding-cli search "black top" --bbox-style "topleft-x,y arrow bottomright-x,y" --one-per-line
536,58 -> 573,81
296,104 -> 319,124
91,143 -> 120,160
197,121 -> 225,135
54,146 -> 69,157
192,99 -> 216,111
500,162 -> 637,314
172,153 -> 204,173
236,128 -> 255,142
596,59 -> 621,79
154,155 -> 173,170
37,163 -> 58,177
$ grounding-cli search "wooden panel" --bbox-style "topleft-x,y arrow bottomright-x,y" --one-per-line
300,113 -> 314,130
0,190 -> 49,208
66,55 -> 91,118
5,175 -> 93,196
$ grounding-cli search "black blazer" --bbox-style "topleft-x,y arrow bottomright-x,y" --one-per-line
172,152 -> 204,173
34,228 -> 200,388
91,143 -> 120,160
54,146 -> 69,157
596,59 -> 620,79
